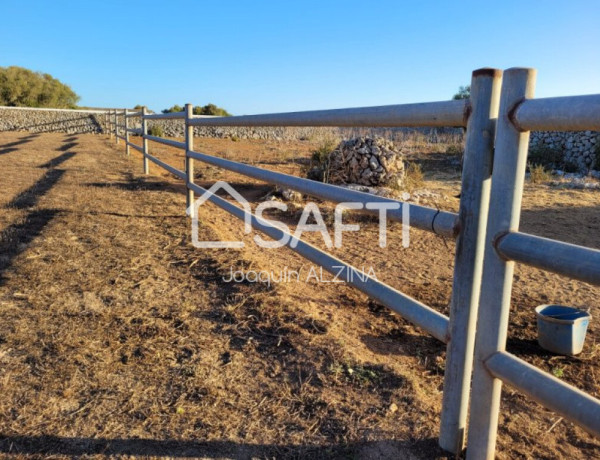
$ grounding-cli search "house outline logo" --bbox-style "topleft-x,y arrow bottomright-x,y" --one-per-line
188,181 -> 252,248
189,181 -> 411,250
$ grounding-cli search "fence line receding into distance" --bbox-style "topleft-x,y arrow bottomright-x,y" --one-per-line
104,67 -> 600,458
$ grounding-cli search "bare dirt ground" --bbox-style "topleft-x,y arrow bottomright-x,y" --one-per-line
0,131 -> 598,459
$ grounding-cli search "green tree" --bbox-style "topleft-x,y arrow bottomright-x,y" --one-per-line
0,66 -> 80,108
162,103 -> 232,116
452,85 -> 471,100
193,103 -> 231,116
162,104 -> 184,113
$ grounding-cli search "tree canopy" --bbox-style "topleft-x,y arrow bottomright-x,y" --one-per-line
0,66 -> 80,108
452,85 -> 471,100
162,104 -> 184,114
162,103 -> 231,116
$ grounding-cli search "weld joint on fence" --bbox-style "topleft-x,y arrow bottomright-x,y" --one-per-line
449,215 -> 461,239
443,324 -> 452,344
492,231 -> 511,260
462,100 -> 473,126
507,97 -> 527,132
481,351 -> 501,375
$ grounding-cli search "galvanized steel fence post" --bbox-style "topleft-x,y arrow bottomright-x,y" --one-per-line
124,109 -> 130,156
466,67 -> 537,460
439,68 -> 502,454
142,106 -> 149,174
185,103 -> 195,218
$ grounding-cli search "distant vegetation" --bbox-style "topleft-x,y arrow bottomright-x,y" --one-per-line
148,125 -> 164,137
162,103 -> 232,116
0,66 -> 80,108
162,104 -> 184,114
452,85 -> 471,100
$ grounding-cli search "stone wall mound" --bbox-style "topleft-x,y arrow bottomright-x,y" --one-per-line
328,137 -> 405,187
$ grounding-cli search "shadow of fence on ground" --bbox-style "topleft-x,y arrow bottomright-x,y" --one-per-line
38,152 -> 76,169
0,147 -> 19,155
0,435 -> 447,459
0,135 -> 37,155
0,209 -> 60,284
57,142 -> 78,152
7,169 -> 66,209
0,145 -> 80,282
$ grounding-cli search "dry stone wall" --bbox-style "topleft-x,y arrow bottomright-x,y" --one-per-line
529,130 -> 598,170
0,107 -> 108,134
138,118 -> 462,143
1,107 -> 597,172
0,106 -> 461,143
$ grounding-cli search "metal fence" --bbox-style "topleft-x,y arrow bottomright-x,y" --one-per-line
466,68 -> 600,459
104,67 -> 600,457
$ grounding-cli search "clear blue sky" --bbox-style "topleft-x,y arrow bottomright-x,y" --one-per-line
1,0 -> 598,114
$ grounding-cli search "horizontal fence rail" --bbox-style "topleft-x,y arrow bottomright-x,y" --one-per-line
144,135 -> 186,150
187,100 -> 469,127
105,67 -> 600,459
188,181 -> 450,341
143,111 -> 185,120
513,94 -> 600,131
485,352 -> 600,438
186,149 -> 458,237
144,152 -> 186,180
127,141 -> 143,153
495,232 -> 600,285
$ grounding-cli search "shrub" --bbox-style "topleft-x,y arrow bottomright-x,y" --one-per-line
527,144 -> 563,169
306,139 -> 337,183
161,103 -> 232,116
194,103 -> 231,117
162,104 -> 183,114
311,139 -> 336,166
0,66 -> 80,108
403,162 -> 424,192
529,163 -> 551,184
445,144 -> 463,156
148,125 -> 163,137
563,160 -> 580,173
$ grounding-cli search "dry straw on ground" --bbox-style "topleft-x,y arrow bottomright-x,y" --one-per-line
0,131 -> 598,459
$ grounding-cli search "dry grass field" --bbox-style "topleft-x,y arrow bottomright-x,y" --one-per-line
0,131 -> 598,459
